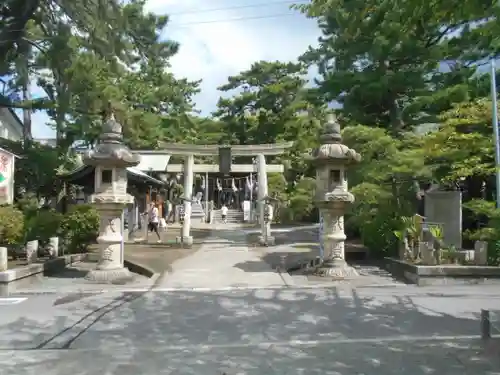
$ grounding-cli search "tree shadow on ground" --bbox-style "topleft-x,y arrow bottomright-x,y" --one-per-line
0,288 -> 500,373
246,226 -> 319,246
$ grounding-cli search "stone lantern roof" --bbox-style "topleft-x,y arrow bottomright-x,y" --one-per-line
311,114 -> 361,165
83,113 -> 140,168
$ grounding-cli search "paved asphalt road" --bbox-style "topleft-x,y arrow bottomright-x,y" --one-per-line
1,285 -> 500,374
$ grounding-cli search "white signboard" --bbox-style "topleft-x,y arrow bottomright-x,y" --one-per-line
0,149 -> 15,205
318,214 -> 324,259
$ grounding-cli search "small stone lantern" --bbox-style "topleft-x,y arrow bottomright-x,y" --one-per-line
82,112 -> 141,283
312,114 -> 361,278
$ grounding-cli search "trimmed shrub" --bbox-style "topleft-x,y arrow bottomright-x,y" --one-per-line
0,205 -> 24,245
26,209 -> 63,246
60,204 -> 100,253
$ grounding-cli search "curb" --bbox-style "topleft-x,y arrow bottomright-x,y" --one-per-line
124,259 -> 156,278
0,253 -> 88,284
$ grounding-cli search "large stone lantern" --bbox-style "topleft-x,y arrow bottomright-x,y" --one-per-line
312,114 -> 361,278
82,112 -> 141,283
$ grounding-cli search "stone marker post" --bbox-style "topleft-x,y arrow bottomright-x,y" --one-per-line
0,247 -> 7,272
257,154 -> 275,245
83,112 -> 141,283
177,154 -> 194,246
312,114 -> 361,278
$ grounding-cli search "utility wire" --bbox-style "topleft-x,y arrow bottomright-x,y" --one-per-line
1,11 -> 302,38
169,0 -> 306,15
169,13 -> 297,27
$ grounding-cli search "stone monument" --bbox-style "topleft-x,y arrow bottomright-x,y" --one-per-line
312,114 -> 361,278
83,112 -> 141,283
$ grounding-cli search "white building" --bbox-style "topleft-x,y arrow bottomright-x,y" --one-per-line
0,106 -> 23,141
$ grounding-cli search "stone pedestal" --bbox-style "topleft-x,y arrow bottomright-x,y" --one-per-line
257,154 -> 274,246
420,242 -> 436,265
47,237 -> 59,258
258,231 -> 275,246
475,240 -> 488,265
0,247 -> 7,272
176,235 -> 193,246
315,258 -> 359,278
315,213 -> 358,278
26,240 -> 38,264
86,204 -> 133,283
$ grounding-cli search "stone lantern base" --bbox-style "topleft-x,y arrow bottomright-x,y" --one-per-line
314,258 -> 359,279
85,202 -> 134,284
86,267 -> 134,284
258,235 -> 275,246
176,235 -> 194,247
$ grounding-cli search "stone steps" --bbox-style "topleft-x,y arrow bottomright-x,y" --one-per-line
212,209 -> 244,224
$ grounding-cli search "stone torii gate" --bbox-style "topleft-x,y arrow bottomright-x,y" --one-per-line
158,142 -> 293,246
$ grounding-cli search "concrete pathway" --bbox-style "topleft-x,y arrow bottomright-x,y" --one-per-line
157,229 -> 291,289
2,285 -> 500,374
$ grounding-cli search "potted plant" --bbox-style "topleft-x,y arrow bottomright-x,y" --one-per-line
442,245 -> 459,264
393,215 -> 424,262
428,224 -> 444,264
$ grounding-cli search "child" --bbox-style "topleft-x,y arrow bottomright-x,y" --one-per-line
221,204 -> 228,224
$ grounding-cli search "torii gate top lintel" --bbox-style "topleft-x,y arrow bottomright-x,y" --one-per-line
156,142 -> 293,156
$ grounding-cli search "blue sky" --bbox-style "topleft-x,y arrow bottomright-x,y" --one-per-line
27,0 -> 321,139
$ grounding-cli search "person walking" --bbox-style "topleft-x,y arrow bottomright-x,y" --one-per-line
148,201 -> 161,243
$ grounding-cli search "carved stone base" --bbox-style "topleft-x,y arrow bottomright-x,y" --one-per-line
258,236 -> 275,246
85,267 -> 134,284
87,252 -> 100,262
314,259 -> 358,279
176,236 -> 193,247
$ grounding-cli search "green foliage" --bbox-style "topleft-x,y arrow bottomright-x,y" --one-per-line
360,211 -> 400,258
2,0 -> 199,151
280,178 -> 316,223
294,0 -> 499,131
15,192 -> 39,218
462,199 -> 500,265
423,99 -> 494,184
60,204 -> 100,253
0,205 -> 24,245
289,178 -> 316,221
428,224 -> 444,244
214,60 -> 323,186
341,125 -> 427,254
26,209 -> 63,245
487,241 -> 500,267
463,199 -> 500,241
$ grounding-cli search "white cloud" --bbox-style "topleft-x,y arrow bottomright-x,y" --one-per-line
31,0 -> 320,137
147,0 -> 320,114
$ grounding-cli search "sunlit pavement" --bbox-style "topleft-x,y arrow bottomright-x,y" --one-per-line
1,285 -> 500,374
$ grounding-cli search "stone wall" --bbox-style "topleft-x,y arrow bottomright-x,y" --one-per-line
424,190 -> 462,248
